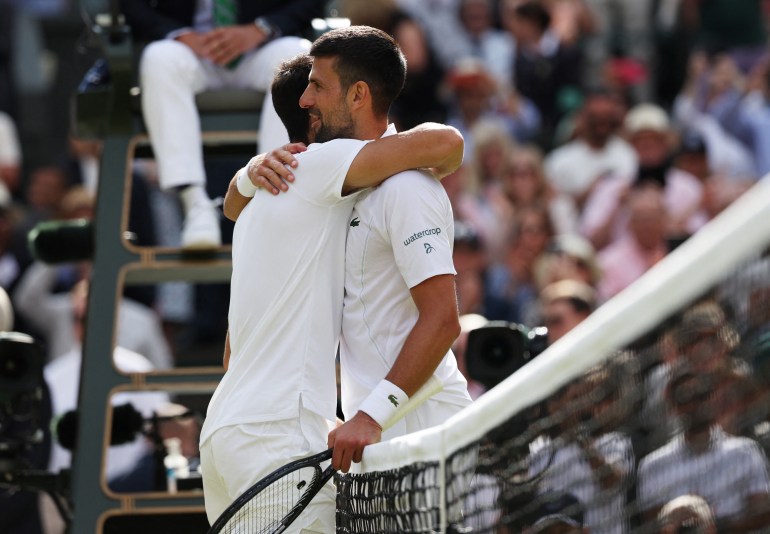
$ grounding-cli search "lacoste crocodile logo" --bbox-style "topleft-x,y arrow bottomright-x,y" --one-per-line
388,394 -> 399,407
350,217 -> 360,227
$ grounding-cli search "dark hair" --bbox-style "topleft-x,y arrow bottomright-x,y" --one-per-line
514,1 -> 551,32
271,54 -> 313,144
310,25 -> 406,118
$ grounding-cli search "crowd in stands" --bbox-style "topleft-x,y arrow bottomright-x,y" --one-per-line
0,0 -> 769,532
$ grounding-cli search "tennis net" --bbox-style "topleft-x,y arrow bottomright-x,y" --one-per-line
336,175 -> 770,533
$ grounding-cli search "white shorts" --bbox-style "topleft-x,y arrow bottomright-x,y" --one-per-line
200,404 -> 335,533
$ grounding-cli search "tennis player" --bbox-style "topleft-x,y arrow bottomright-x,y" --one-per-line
229,29 -> 473,474
201,27 -> 463,531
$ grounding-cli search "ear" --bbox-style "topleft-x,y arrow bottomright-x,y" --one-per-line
346,81 -> 370,112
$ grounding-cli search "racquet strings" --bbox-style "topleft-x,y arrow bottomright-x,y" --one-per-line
218,463 -> 326,534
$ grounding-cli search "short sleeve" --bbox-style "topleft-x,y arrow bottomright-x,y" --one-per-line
291,138 -> 369,205
381,171 -> 456,288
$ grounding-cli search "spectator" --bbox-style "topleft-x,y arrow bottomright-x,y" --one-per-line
11,165 -> 73,271
457,0 -> 516,87
544,89 -> 636,214
523,492 -> 588,533
734,57 -> 770,177
501,144 -> 579,237
582,0 -> 654,101
394,0 -> 474,72
637,368 -> 770,531
582,103 -> 704,251
442,165 -> 494,246
501,0 -> 583,146
538,278 -> 596,344
486,205 -> 554,325
715,360 -> 770,444
0,111 -> 20,198
672,51 -> 758,179
529,371 -> 634,534
445,58 -> 541,157
680,0 -> 769,74
453,221 -> 491,317
534,234 -> 602,291
657,494 -> 718,534
596,183 -> 669,301
14,262 -> 172,369
640,301 -> 740,458
463,120 -> 518,258
120,0 -> 324,249
544,0 -> 596,47
674,301 -> 739,376
43,279 -> 170,495
341,0 -> 448,129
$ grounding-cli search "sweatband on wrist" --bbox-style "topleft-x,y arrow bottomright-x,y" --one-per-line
358,379 -> 409,428
236,167 -> 258,198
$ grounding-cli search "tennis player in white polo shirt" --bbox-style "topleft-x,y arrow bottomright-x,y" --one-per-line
204,27 -> 464,531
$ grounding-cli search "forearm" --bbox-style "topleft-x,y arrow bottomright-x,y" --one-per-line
344,123 -> 464,191
223,170 -> 252,222
414,124 -> 464,179
384,295 -> 460,396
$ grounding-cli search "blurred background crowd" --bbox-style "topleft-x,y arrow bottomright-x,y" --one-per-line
0,0 -> 768,366
0,0 -> 768,532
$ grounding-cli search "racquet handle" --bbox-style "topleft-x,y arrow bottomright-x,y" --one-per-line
381,375 -> 444,431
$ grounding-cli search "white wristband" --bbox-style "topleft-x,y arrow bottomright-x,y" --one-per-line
236,167 -> 258,198
358,379 -> 409,428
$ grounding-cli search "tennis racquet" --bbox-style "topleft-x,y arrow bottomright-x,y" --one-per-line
207,376 -> 444,534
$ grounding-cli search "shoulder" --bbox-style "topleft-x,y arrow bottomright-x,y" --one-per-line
607,137 -> 636,156
375,170 -> 448,207
301,138 -> 369,158
379,169 -> 443,192
639,438 -> 680,473
546,141 -> 582,164
294,139 -> 370,176
720,432 -> 764,456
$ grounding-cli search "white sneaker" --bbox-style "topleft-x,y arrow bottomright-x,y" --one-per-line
181,201 -> 222,250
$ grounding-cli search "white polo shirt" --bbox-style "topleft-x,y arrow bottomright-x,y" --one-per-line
340,169 -> 471,433
200,138 -> 367,445
637,427 -> 770,519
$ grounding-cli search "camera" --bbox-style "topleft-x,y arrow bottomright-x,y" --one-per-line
0,332 -> 46,472
466,321 -> 549,390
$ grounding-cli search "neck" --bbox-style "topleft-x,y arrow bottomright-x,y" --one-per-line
355,116 -> 390,141
684,425 -> 713,454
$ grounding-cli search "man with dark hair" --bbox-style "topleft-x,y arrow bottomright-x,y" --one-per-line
271,54 -> 314,144
307,25 -> 406,121
638,369 -> 770,531
204,28 -> 465,529
224,26 -> 471,475
500,0 -> 583,145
